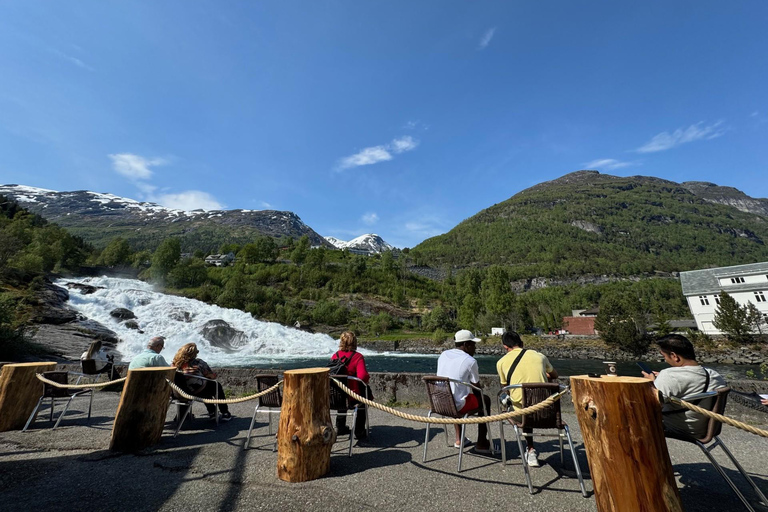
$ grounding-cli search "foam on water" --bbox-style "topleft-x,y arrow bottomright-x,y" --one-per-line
57,276 -> 365,366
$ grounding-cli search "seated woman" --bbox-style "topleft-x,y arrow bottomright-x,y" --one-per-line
171,343 -> 232,421
80,340 -> 119,379
331,331 -> 370,439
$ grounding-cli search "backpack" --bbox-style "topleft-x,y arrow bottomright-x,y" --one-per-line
328,352 -> 352,376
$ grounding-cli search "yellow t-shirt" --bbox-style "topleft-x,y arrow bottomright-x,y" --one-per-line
496,348 -> 553,408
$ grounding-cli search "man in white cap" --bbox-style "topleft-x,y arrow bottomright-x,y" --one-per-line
436,329 -> 491,454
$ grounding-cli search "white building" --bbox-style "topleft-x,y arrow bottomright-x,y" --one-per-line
679,261 -> 768,334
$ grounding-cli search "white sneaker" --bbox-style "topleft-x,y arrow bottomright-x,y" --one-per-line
526,449 -> 540,467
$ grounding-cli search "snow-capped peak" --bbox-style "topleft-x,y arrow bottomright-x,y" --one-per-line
324,234 -> 394,254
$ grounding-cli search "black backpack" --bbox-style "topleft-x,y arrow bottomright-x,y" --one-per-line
328,353 -> 352,376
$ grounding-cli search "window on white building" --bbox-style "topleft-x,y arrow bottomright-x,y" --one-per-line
730,277 -> 745,284
755,291 -> 767,303
714,295 -> 721,306
699,296 -> 710,306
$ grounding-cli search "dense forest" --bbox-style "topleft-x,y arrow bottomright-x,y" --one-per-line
414,172 -> 768,278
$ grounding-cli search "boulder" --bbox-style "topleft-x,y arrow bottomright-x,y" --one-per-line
169,309 -> 194,323
124,320 -> 140,330
110,308 -> 136,321
30,280 -> 77,325
199,319 -> 249,352
64,282 -> 103,295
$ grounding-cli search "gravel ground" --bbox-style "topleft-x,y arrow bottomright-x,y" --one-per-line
1,391 -> 767,512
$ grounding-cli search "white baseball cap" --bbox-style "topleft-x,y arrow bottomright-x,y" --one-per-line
454,329 -> 481,343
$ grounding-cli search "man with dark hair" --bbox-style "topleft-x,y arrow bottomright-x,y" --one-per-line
496,331 -> 557,467
642,334 -> 726,438
436,330 -> 492,454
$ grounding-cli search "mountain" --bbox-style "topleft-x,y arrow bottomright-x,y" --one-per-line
324,234 -> 394,254
413,171 -> 768,278
0,185 -> 329,251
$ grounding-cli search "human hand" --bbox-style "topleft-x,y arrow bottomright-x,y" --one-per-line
642,371 -> 658,381
762,398 -> 768,406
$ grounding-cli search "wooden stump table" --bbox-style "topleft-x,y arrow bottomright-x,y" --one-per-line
571,375 -> 683,512
110,366 -> 176,452
0,362 -> 57,432
277,368 -> 336,482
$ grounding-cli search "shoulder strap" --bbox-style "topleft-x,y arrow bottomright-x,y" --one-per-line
663,367 -> 712,415
505,349 -> 528,385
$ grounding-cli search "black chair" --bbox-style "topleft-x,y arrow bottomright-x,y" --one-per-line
171,373 -> 219,437
244,374 -> 283,451
498,383 -> 588,497
330,375 -> 371,456
665,387 -> 767,512
23,371 -> 93,431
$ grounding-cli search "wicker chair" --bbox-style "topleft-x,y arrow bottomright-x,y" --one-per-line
498,383 -> 588,497
665,387 -> 767,512
23,371 -> 94,431
330,375 -> 371,457
244,374 -> 283,451
422,376 -> 494,473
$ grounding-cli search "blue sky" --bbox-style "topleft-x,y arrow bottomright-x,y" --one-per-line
1,2 -> 766,248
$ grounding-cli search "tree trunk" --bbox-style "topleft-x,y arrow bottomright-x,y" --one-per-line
110,366 -> 176,452
571,375 -> 683,512
277,368 -> 336,482
0,362 -> 57,432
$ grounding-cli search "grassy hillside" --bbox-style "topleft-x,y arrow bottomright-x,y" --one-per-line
414,171 -> 768,278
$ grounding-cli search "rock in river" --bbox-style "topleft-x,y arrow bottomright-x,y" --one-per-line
199,319 -> 249,352
110,308 -> 136,321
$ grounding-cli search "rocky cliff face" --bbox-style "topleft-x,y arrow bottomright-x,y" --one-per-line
0,184 -> 330,251
682,181 -> 768,217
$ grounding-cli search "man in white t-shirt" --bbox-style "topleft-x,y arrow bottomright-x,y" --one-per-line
642,334 -> 726,438
436,330 -> 491,454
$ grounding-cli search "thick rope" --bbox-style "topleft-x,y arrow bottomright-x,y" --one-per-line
166,378 -> 282,405
36,373 -> 127,389
331,377 -> 566,424
675,399 -> 768,439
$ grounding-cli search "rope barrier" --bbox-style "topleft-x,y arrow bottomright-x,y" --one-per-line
330,377 -> 566,424
166,378 -> 283,405
36,373 -> 127,389
675,398 -> 768,439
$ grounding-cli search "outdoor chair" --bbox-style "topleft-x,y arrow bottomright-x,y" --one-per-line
665,387 -> 767,512
79,358 -> 120,382
23,371 -> 94,431
498,383 -> 588,497
244,374 -> 283,451
330,375 -> 371,457
422,375 -> 495,473
170,373 -> 219,438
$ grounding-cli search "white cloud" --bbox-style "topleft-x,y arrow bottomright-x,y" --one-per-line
51,48 -> 95,71
152,191 -> 224,211
478,27 -> 496,49
109,153 -> 167,179
636,121 -> 726,153
336,135 -> 420,171
260,201 -> 273,209
584,158 -> 635,171
361,212 -> 379,225
390,135 -> 419,154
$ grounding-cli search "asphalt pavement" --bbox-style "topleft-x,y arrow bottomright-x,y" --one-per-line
1,391 -> 767,512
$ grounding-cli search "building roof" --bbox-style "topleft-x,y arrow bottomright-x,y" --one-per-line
679,261 -> 768,296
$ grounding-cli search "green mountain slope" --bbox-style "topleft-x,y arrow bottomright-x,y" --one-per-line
414,171 -> 768,278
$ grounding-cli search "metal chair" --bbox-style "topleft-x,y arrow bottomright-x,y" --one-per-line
422,376 -> 495,473
498,383 -> 588,497
330,375 -> 371,457
23,371 -> 94,431
665,387 -> 767,512
244,374 -> 283,451
171,373 -> 219,438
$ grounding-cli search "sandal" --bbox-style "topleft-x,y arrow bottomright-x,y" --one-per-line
453,438 -> 473,448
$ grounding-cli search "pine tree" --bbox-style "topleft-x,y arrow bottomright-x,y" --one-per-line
713,291 -> 752,343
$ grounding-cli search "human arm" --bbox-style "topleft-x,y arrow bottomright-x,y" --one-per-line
543,356 -> 558,381
353,353 -> 369,383
469,359 -> 481,387
197,359 -> 217,380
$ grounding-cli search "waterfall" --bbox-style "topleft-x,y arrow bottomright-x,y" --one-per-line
58,276 -> 361,366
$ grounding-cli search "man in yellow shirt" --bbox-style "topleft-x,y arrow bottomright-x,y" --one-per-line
496,331 -> 557,467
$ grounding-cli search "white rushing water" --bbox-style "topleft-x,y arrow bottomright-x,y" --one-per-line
58,276 -> 371,366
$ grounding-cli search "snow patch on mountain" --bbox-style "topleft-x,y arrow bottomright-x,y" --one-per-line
324,234 -> 394,254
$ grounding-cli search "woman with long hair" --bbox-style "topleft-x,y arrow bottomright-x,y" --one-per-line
172,343 -> 231,421
331,331 -> 370,440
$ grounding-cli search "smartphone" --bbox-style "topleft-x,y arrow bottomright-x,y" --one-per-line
637,362 -> 653,374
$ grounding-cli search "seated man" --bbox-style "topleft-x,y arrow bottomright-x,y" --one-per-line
642,334 -> 726,439
128,336 -> 170,369
436,329 -> 491,454
496,331 -> 557,467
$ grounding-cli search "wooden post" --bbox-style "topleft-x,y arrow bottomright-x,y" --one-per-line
0,362 -> 57,432
571,375 -> 683,512
110,366 -> 176,452
277,368 -> 336,482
